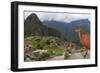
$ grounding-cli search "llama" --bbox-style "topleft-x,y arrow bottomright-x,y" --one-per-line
75,27 -> 90,58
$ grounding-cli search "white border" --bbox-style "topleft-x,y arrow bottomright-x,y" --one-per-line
18,5 -> 96,68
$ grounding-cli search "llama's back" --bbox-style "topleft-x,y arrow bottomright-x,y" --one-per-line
80,33 -> 90,49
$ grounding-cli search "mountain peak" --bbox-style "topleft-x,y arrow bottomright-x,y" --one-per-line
26,13 -> 38,20
30,13 -> 37,17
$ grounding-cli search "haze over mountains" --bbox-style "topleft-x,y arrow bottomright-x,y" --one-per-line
24,13 -> 90,44
43,19 -> 90,42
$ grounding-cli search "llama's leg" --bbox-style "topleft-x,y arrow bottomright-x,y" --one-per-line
83,49 -> 88,58
81,47 -> 88,58
81,47 -> 86,52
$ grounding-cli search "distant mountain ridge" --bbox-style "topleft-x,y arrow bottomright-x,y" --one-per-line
43,19 -> 90,43
43,19 -> 90,34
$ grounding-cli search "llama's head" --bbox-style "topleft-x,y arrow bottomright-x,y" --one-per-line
74,27 -> 81,33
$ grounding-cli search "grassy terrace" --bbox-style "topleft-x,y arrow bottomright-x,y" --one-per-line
24,36 -> 65,56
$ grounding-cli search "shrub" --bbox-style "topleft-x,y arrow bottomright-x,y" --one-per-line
40,52 -> 50,60
36,44 -> 43,49
31,50 -> 51,61
64,51 -> 70,59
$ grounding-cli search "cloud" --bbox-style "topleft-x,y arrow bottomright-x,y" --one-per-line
24,11 -> 90,23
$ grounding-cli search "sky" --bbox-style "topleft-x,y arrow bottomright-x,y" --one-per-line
24,11 -> 90,23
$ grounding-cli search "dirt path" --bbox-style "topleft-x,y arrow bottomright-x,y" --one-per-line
48,55 -> 64,60
68,51 -> 90,59
48,50 -> 90,60
68,53 -> 84,59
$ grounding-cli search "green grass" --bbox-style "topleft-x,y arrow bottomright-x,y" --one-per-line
24,38 -> 64,56
24,39 -> 39,47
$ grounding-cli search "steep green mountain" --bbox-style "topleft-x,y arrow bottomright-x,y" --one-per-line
24,13 -> 63,38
